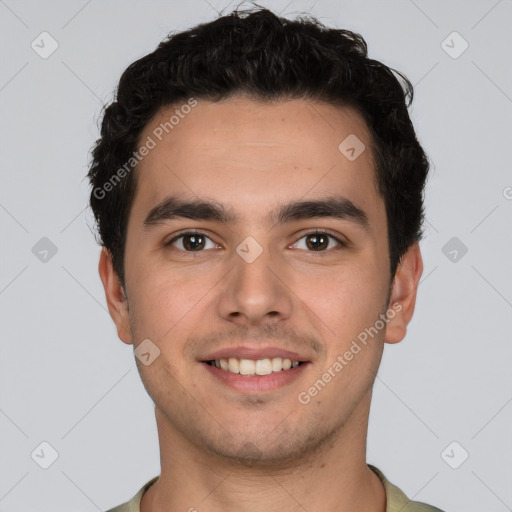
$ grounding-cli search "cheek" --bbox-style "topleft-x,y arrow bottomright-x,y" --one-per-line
127,256 -> 220,341
304,262 -> 388,349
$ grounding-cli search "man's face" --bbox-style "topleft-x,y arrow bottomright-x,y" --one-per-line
117,97 -> 394,463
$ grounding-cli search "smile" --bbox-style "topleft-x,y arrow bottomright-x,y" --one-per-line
206,357 -> 303,376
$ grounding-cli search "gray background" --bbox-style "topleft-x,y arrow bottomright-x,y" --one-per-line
1,0 -> 511,511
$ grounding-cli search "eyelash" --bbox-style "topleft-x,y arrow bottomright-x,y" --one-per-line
165,229 -> 347,253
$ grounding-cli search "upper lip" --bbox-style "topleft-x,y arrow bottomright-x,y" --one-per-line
200,346 -> 310,362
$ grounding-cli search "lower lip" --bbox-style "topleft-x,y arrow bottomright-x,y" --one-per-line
201,362 -> 309,393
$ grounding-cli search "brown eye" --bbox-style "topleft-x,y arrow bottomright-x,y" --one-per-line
167,232 -> 216,251
182,234 -> 206,251
293,231 -> 345,252
305,233 -> 329,250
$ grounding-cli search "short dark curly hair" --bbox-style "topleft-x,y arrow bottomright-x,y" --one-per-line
88,6 -> 429,288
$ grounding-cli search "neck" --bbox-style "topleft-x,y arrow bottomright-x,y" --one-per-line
141,392 -> 386,512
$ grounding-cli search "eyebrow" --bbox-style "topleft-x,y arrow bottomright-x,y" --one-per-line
143,195 -> 370,231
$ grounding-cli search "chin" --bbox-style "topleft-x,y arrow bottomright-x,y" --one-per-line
201,423 -> 337,468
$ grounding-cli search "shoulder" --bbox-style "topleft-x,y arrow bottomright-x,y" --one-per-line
104,476 -> 159,512
400,501 -> 445,512
105,504 -> 130,512
105,496 -> 139,512
368,465 -> 446,512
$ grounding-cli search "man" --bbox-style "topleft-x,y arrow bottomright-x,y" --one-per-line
89,6 -> 444,512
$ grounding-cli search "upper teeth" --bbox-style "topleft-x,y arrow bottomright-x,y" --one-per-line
210,357 -> 300,376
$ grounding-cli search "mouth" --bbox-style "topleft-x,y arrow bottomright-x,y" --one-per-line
201,356 -> 310,393
205,357 -> 305,376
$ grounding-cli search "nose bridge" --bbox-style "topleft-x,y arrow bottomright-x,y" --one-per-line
216,234 -> 293,325
233,235 -> 278,300
235,238 -> 274,291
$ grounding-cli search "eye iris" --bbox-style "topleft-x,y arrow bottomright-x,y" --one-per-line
306,234 -> 328,250
178,233 -> 333,251
183,234 -> 205,251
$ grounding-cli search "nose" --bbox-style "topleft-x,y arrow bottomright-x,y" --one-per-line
215,240 -> 294,327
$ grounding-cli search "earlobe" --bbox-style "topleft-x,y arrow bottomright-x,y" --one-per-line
98,248 -> 133,344
384,242 -> 423,344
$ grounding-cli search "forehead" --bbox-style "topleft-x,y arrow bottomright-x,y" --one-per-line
131,96 -> 383,228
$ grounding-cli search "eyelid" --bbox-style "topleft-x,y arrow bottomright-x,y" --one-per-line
165,229 -> 219,249
165,228 -> 348,252
291,229 -> 348,250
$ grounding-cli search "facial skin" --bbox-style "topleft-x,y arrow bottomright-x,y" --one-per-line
99,96 -> 423,512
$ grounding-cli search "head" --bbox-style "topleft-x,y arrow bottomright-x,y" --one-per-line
89,7 -> 428,466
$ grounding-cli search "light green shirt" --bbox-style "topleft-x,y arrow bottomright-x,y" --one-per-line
106,464 -> 444,511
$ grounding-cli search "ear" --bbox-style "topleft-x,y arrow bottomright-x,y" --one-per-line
384,242 -> 423,344
98,247 -> 133,344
